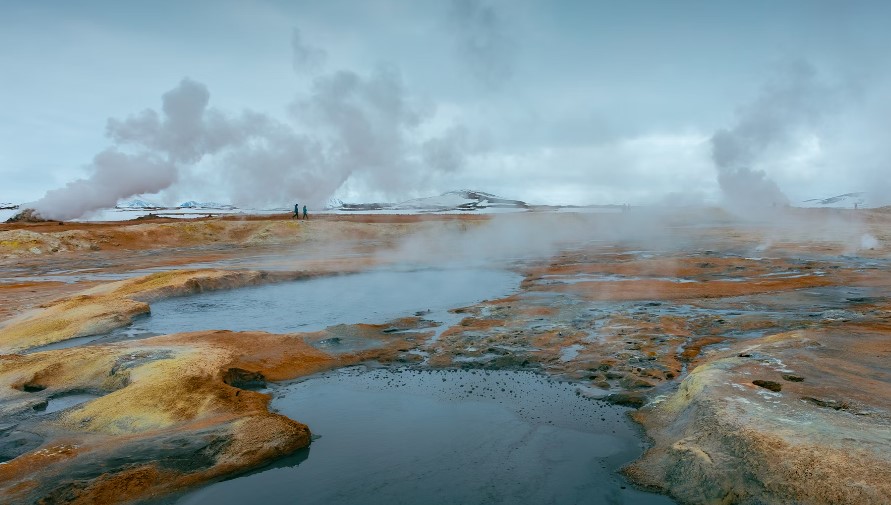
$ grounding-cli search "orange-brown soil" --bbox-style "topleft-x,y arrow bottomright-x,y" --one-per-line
1,209 -> 891,504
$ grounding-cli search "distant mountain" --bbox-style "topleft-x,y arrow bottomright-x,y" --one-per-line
802,192 -> 866,208
393,190 -> 524,210
325,197 -> 345,209
116,198 -> 162,209
331,190 -> 528,213
177,201 -> 235,210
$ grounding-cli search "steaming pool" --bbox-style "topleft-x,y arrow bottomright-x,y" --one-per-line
173,367 -> 674,505
34,267 -> 674,503
31,267 -> 524,352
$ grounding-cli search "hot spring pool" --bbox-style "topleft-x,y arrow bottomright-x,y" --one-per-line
173,367 -> 675,505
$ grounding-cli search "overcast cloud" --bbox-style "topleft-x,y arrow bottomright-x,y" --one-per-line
2,0 -> 891,215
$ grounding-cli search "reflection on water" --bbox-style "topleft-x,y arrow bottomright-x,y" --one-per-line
128,268 -> 522,335
26,268 -> 522,353
174,367 -> 675,505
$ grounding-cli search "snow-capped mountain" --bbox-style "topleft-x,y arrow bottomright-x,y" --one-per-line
116,198 -> 162,209
802,192 -> 866,208
177,201 -> 235,210
394,190 -> 527,210
331,190 -> 528,212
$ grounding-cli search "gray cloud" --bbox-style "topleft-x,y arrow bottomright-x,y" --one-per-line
448,0 -> 513,90
423,126 -> 471,173
291,26 -> 327,74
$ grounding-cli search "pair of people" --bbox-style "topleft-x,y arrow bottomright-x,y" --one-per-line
293,203 -> 308,219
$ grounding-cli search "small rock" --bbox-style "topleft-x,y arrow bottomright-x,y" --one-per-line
603,392 -> 646,408
782,374 -> 804,382
752,380 -> 782,392
222,368 -> 266,390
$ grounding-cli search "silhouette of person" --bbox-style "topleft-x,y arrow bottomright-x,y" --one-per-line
303,205 -> 308,219
293,203 -> 300,219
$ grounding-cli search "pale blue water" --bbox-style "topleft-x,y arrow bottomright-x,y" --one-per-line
29,268 -> 522,352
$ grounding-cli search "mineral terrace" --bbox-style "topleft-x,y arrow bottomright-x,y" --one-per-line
1,209 -> 890,504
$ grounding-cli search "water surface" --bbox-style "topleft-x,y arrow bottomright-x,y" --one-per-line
175,367 -> 674,505
29,268 -> 521,352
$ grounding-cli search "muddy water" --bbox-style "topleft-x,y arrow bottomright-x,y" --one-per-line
175,367 -> 675,505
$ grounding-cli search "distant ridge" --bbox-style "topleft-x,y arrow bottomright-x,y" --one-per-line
330,190 -> 528,212
116,198 -> 162,209
802,192 -> 865,208
177,201 -> 235,210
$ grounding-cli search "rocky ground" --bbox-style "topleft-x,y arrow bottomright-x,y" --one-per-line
1,209 -> 890,504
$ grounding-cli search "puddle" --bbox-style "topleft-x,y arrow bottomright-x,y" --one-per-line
29,268 -> 521,353
139,267 -> 520,335
174,367 -> 674,505
35,393 -> 100,415
560,344 -> 584,362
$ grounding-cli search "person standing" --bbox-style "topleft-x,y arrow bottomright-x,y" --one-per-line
293,203 -> 300,219
303,204 -> 308,220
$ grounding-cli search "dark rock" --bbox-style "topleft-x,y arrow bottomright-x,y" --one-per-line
752,380 -> 782,392
621,376 -> 655,389
801,396 -> 853,412
782,374 -> 804,382
603,392 -> 647,408
222,368 -> 266,390
5,208 -> 49,223
22,382 -> 46,392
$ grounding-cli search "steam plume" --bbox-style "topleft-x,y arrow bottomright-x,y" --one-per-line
31,34 -> 475,219
710,60 -> 836,211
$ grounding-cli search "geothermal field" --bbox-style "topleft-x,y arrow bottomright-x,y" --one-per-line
1,207 -> 890,504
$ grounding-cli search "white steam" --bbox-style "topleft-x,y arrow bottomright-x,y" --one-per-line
30,34 -> 474,220
710,60 -> 839,212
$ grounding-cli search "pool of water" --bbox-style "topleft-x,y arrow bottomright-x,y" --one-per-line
29,268 -> 522,352
174,367 -> 675,505
36,393 -> 101,415
137,267 -> 521,335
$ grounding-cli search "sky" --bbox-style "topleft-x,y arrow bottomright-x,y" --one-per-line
2,0 -> 891,217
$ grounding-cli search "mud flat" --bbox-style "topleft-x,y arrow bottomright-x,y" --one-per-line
2,209 -> 891,504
